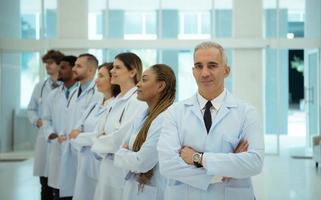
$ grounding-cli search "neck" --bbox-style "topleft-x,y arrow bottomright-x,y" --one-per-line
199,87 -> 224,101
80,76 -> 93,85
49,74 -> 58,82
146,96 -> 160,113
120,81 -> 136,96
103,90 -> 112,102
64,79 -> 76,88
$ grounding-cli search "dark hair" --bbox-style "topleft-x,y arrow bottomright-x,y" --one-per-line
78,53 -> 99,68
42,50 -> 64,64
99,62 -> 121,97
132,64 -> 176,190
114,52 -> 142,84
60,55 -> 77,67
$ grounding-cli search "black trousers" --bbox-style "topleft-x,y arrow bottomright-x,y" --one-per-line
52,188 -> 72,200
40,176 -> 53,200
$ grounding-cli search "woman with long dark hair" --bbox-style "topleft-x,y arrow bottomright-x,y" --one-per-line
114,64 -> 176,200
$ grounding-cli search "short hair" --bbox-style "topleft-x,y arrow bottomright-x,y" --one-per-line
60,55 -> 77,67
78,53 -> 99,68
42,50 -> 65,64
194,41 -> 228,65
99,62 -> 121,97
114,52 -> 143,84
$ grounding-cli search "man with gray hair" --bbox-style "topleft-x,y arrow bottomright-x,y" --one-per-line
158,41 -> 264,200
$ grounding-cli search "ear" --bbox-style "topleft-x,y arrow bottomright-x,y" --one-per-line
130,68 -> 137,78
224,65 -> 230,78
157,81 -> 166,93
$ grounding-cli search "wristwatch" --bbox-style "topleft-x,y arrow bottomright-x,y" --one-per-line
192,152 -> 203,168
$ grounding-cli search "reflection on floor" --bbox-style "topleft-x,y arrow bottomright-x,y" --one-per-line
0,152 -> 320,200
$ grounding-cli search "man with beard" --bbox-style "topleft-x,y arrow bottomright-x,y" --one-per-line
27,50 -> 64,200
58,53 -> 102,199
42,55 -> 78,200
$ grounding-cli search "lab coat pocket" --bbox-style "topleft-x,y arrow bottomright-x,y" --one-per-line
164,182 -> 187,200
221,135 -> 240,153
123,180 -> 157,200
225,186 -> 253,200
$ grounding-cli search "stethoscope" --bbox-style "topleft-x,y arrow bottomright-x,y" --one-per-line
66,83 -> 96,108
38,79 -> 49,104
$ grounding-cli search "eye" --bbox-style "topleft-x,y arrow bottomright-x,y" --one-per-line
194,64 -> 202,69
208,63 -> 218,69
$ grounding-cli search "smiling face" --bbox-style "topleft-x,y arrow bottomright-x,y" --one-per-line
193,47 -> 230,99
110,58 -> 136,86
136,68 -> 164,103
95,66 -> 112,93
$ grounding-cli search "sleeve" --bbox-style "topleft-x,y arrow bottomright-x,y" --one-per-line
27,82 -> 41,126
91,99 -> 147,156
157,106 -> 213,191
114,115 -> 162,173
42,91 -> 55,139
202,106 -> 265,178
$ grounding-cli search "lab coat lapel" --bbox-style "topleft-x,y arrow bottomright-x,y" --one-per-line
184,95 -> 204,125
211,91 -> 238,131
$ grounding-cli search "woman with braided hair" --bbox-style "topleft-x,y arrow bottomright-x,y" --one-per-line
114,64 -> 176,200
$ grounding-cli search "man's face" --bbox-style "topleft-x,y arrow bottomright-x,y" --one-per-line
58,61 -> 74,82
73,57 -> 89,81
192,47 -> 230,97
44,59 -> 59,76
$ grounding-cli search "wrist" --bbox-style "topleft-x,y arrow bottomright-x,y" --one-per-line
192,152 -> 203,168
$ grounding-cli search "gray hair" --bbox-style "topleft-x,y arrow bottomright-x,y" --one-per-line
193,41 -> 228,65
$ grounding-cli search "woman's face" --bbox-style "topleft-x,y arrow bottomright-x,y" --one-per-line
95,67 -> 111,93
110,58 -> 136,86
137,69 -> 164,103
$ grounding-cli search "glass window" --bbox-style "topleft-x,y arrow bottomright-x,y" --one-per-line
21,52 -> 40,108
88,0 -> 106,39
263,0 -> 305,38
21,0 -> 41,39
44,0 -> 57,38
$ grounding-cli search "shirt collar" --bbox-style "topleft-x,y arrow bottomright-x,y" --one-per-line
80,79 -> 94,92
197,88 -> 226,111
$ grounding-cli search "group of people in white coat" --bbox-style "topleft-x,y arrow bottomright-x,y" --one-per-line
28,41 -> 264,200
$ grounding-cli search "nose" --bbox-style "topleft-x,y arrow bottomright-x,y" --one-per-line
136,80 -> 142,88
200,67 -> 210,78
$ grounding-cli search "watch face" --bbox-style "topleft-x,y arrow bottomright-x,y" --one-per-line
192,153 -> 201,163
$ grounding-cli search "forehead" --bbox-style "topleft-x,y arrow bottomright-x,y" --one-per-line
60,61 -> 71,67
75,57 -> 87,65
113,58 -> 124,66
45,58 -> 55,64
98,66 -> 109,74
142,68 -> 155,77
194,47 -> 222,64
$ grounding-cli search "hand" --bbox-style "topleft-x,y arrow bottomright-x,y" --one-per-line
69,129 -> 80,139
36,119 -> 43,128
57,135 -> 67,143
234,139 -> 248,153
122,144 -> 129,149
48,133 -> 58,140
223,139 -> 249,182
97,132 -> 105,138
179,146 -> 197,165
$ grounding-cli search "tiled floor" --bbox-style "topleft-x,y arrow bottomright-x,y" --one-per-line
0,153 -> 320,200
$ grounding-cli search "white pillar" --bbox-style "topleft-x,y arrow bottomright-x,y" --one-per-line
232,0 -> 263,116
57,0 -> 88,55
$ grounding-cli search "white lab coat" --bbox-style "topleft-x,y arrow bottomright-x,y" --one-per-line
114,109 -> 166,200
71,96 -> 114,200
91,87 -> 147,200
42,84 -> 77,189
157,91 -> 264,200
27,79 -> 59,177
59,80 -> 102,197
